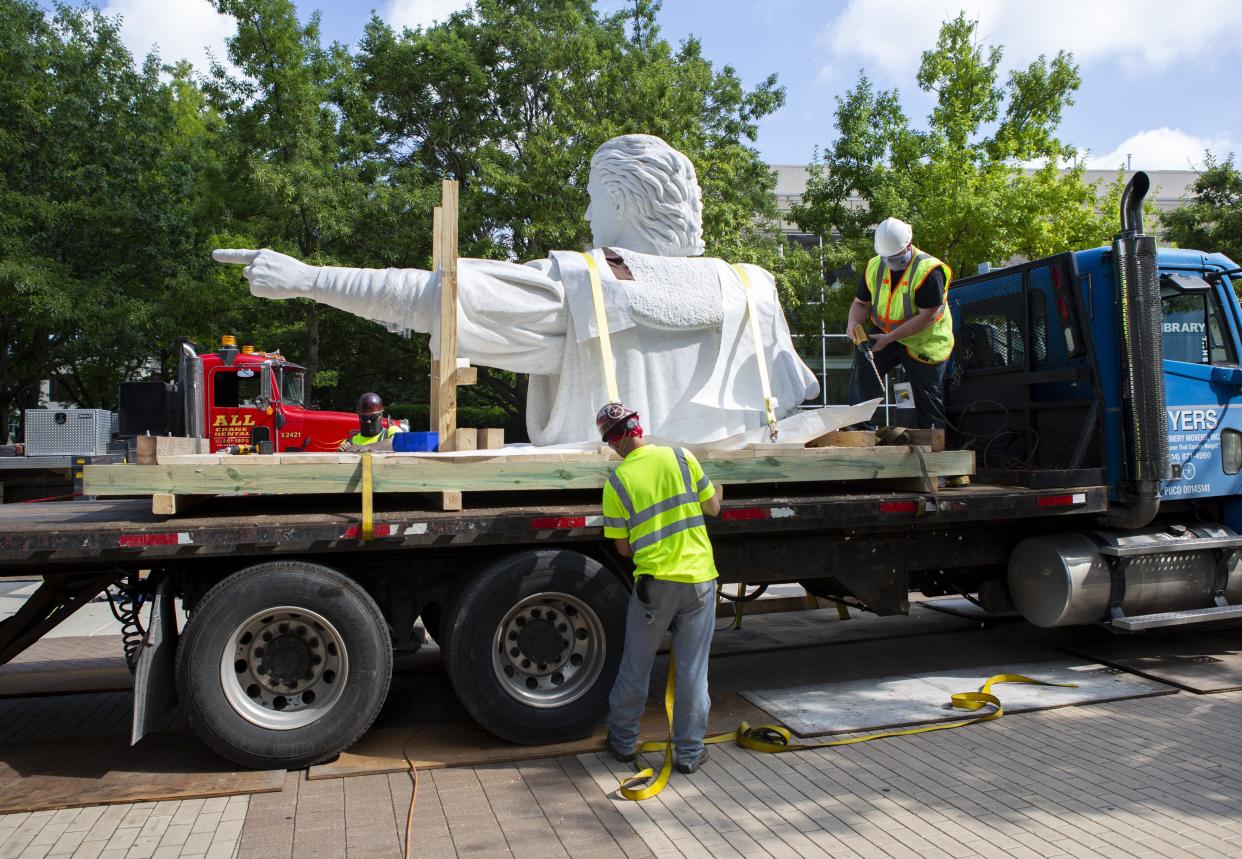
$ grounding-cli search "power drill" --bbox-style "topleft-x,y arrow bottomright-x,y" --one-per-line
851,323 -> 885,390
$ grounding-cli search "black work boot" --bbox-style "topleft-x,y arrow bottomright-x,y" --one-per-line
675,748 -> 708,774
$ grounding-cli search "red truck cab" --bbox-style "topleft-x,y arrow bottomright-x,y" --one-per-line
202,336 -> 362,453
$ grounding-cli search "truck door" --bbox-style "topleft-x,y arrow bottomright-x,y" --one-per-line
207,366 -> 278,452
1160,272 -> 1242,500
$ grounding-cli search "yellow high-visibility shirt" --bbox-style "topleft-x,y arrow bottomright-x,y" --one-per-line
602,445 -> 717,583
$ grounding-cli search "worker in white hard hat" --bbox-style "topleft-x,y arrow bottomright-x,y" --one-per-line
845,217 -> 954,429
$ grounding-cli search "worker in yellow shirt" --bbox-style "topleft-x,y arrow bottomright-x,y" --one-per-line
338,392 -> 403,452
598,402 -> 722,775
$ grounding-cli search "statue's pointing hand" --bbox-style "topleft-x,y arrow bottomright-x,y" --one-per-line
212,248 -> 317,300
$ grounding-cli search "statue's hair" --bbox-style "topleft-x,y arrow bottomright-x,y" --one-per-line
590,135 -> 705,257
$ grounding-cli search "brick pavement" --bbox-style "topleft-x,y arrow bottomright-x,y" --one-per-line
5,619 -> 1242,857
0,796 -> 248,858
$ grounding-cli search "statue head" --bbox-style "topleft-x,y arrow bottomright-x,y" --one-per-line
586,134 -> 705,257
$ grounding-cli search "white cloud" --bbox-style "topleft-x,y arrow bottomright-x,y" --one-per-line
382,0 -> 473,32
1087,128 -> 1240,171
818,0 -> 1242,84
101,0 -> 234,71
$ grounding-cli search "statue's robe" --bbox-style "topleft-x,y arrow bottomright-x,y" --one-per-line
296,247 -> 819,445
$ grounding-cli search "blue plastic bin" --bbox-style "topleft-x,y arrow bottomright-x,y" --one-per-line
393,431 -> 439,452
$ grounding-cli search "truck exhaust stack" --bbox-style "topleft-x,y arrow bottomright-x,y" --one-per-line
1108,170 -> 1169,529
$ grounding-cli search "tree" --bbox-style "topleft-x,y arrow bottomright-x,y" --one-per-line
338,0 -> 802,426
1162,152 -> 1242,266
789,13 -> 1117,324
0,0 -> 224,441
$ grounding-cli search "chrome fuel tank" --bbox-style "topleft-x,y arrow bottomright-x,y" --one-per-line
1008,525 -> 1242,627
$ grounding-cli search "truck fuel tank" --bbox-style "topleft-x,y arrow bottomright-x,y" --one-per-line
1008,525 -> 1242,627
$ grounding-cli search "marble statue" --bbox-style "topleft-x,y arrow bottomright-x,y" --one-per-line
214,134 -> 819,445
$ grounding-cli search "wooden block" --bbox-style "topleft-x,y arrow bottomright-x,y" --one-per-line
807,430 -> 875,448
479,428 -> 505,450
903,428 -> 946,451
152,494 -> 210,515
451,428 -> 477,452
423,490 -> 462,511
136,436 -> 210,465
453,366 -> 478,386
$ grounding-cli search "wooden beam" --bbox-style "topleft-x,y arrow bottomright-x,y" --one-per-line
807,430 -> 875,449
903,428 -> 946,452
136,436 -> 210,465
435,180 -> 460,451
151,493 -> 209,515
451,428 -> 477,452
83,448 -> 974,497
453,365 -> 477,386
429,205 -> 443,435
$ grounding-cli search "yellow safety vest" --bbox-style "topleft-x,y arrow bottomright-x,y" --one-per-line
865,248 -> 955,364
602,446 -> 718,584
350,425 -> 402,446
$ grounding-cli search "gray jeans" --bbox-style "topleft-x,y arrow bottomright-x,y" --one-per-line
607,578 -> 716,764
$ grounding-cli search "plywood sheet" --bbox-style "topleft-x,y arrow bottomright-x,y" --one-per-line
740,660 -> 1174,737
0,732 -> 284,813
1062,628 -> 1242,693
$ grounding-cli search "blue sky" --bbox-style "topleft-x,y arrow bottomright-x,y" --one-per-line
86,0 -> 1242,171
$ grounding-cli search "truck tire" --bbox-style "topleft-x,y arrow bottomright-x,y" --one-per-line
440,549 -> 627,745
175,561 -> 392,769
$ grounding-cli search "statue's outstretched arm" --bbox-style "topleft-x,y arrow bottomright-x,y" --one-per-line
213,249 -> 567,376
213,249 -> 433,332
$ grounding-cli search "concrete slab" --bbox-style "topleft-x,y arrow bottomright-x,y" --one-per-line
740,659 -> 1175,736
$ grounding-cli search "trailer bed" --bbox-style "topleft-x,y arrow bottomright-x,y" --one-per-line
0,482 -> 1109,573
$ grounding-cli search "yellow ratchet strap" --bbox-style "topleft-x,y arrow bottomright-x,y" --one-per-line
581,252 -> 621,403
618,669 -> 1075,801
619,657 -> 678,800
360,453 -> 374,542
732,264 -> 778,440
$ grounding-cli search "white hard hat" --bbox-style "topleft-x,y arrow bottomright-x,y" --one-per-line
874,217 -> 913,257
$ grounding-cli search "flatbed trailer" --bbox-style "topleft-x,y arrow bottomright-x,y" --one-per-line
0,479 -> 1108,769
6,174 -> 1242,773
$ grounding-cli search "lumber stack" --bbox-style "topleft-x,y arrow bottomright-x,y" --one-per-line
84,443 -> 974,511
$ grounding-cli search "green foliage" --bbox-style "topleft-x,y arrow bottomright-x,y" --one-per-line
0,0 -> 826,440
789,13 -> 1116,326
1162,152 -> 1242,272
0,1 -> 224,441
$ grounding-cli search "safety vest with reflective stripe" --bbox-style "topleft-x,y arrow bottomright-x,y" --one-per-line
864,248 -> 955,364
350,425 -> 402,446
601,445 -> 718,584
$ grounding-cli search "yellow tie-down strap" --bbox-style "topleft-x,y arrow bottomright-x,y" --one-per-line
581,252 -> 621,404
360,453 -> 374,542
731,264 -> 778,440
619,664 -> 1076,801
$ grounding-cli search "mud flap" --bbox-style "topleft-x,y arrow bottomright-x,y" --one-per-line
131,579 -> 178,745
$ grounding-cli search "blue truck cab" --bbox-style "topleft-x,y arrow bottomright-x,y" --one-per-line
945,172 -> 1242,631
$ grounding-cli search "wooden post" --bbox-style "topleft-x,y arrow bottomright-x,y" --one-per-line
430,205 -> 443,434
434,180 -> 460,452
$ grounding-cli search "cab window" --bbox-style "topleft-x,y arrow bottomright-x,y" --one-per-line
1161,288 -> 1237,366
212,369 -> 262,407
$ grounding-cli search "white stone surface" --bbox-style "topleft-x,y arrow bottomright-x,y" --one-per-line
215,134 -> 821,446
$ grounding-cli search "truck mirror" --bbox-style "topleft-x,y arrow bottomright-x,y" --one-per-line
256,361 -> 275,411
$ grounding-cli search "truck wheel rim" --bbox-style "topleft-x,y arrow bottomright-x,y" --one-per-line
221,606 -> 349,731
491,591 -> 606,709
